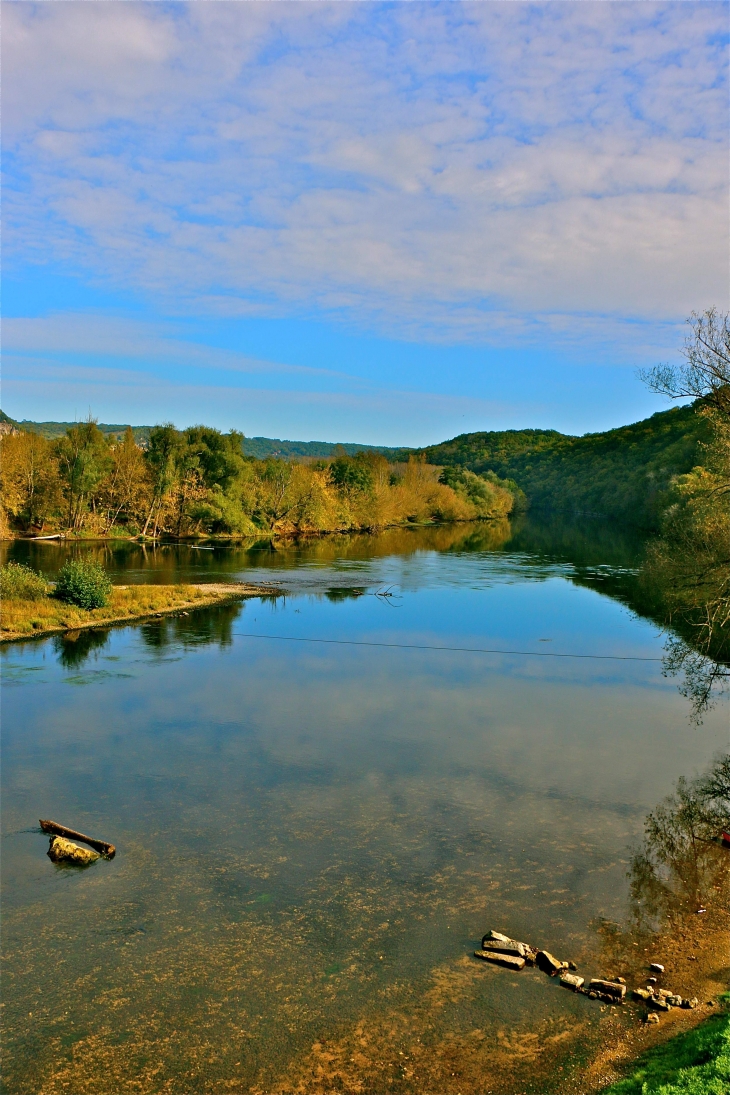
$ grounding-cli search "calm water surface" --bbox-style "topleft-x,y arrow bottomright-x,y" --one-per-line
2,519 -> 728,1093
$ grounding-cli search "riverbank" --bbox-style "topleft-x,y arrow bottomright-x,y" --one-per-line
584,904 -> 730,1093
598,1007 -> 729,1094
0,582 -> 282,643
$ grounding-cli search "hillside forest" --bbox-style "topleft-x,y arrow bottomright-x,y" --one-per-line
0,421 -> 518,539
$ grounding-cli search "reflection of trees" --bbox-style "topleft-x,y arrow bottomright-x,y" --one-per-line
139,601 -> 244,651
53,628 -> 110,667
661,638 -> 729,724
628,754 -> 730,933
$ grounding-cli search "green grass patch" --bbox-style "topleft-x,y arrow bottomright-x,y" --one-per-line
600,1010 -> 730,1094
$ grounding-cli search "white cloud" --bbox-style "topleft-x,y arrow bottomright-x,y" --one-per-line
2,1 -> 728,343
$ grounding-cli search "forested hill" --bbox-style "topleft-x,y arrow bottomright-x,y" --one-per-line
421,402 -> 709,528
4,416 -> 397,459
240,437 -> 401,459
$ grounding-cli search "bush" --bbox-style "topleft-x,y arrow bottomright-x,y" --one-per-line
0,562 -> 50,601
54,560 -> 112,609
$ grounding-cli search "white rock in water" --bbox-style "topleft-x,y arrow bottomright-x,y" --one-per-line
48,836 -> 99,866
649,963 -> 665,973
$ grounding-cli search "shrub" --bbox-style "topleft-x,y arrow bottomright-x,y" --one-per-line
54,560 -> 112,609
0,562 -> 51,601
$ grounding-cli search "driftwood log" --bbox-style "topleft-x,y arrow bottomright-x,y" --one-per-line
39,819 -> 116,858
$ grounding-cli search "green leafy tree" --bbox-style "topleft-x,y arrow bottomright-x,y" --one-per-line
55,419 -> 112,530
142,424 -> 182,537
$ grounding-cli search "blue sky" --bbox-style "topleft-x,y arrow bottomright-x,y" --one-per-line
3,1 -> 728,444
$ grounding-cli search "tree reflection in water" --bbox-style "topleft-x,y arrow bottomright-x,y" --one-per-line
628,754 -> 730,933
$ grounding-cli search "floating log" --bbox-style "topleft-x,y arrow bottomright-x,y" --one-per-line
39,819 -> 115,858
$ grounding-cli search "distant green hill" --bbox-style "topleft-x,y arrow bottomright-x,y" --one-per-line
421,403 -> 708,528
2,417 -> 398,459
12,418 -> 153,444
241,436 -> 403,459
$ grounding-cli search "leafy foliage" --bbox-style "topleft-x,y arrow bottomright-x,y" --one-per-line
0,420 -> 517,538
55,560 -> 112,609
0,561 -> 50,601
422,403 -> 707,528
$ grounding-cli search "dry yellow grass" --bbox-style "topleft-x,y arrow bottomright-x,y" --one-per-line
0,583 -> 275,642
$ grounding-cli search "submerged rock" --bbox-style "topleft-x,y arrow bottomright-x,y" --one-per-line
48,836 -> 99,866
473,949 -> 526,970
649,963 -> 665,974
649,996 -> 670,1011
683,998 -> 699,1010
646,1012 -> 660,1024
632,988 -> 652,1001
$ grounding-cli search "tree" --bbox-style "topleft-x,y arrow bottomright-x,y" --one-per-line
55,419 -> 112,530
101,428 -> 150,532
640,308 -> 730,420
0,430 -> 61,531
184,427 -> 245,491
142,424 -> 181,537
640,309 -> 730,719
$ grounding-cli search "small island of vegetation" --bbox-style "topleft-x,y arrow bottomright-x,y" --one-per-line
0,559 -> 278,643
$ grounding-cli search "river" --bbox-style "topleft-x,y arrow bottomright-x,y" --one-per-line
2,516 -> 727,1093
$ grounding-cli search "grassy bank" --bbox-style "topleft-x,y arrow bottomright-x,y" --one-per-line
599,1008 -> 730,1094
0,582 -> 278,642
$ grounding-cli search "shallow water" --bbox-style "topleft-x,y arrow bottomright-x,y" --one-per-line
2,518 -> 728,1093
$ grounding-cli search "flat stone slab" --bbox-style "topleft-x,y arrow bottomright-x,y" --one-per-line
474,950 -> 526,970
559,973 -> 585,990
485,931 -> 513,945
479,941 -> 527,958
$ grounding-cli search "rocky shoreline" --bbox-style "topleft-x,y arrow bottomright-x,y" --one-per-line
475,929 -> 700,1020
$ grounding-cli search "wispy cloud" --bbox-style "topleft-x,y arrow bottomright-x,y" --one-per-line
4,1 -> 728,344
3,314 -> 353,384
